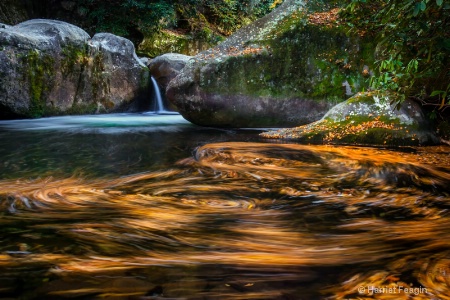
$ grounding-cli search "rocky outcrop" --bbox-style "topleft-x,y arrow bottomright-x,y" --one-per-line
166,0 -> 375,128
0,19 -> 149,118
261,92 -> 440,146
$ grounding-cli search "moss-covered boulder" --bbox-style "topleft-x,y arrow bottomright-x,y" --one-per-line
261,92 -> 440,146
0,19 -> 149,119
166,0 -> 374,128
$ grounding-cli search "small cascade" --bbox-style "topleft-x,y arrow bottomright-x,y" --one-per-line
145,76 -> 179,115
151,76 -> 165,113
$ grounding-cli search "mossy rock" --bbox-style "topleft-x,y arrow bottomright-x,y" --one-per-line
0,0 -> 30,25
167,0 -> 375,128
261,92 -> 440,146
0,20 -> 149,119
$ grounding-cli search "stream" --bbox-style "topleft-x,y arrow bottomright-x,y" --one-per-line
0,114 -> 449,299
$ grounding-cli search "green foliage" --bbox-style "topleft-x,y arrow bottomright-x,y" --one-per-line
369,56 -> 420,108
430,83 -> 450,110
437,118 -> 450,139
74,0 -> 279,42
175,0 -> 277,36
22,50 -> 55,118
340,0 -> 450,111
78,0 -> 176,36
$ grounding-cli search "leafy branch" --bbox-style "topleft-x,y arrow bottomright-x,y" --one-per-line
341,0 -> 450,111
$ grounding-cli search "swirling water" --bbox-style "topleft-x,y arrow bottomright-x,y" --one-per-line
0,114 -> 449,300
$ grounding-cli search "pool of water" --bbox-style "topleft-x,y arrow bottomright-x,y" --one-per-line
0,114 -> 449,299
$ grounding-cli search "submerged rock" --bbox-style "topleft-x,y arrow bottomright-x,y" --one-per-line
167,0 -> 375,128
261,92 -> 440,146
0,19 -> 149,118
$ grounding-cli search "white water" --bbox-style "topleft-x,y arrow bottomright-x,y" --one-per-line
150,76 -> 168,113
0,114 -> 191,133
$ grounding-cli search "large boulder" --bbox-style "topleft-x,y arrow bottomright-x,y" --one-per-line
0,19 -> 149,118
261,92 -> 440,146
166,0 -> 375,128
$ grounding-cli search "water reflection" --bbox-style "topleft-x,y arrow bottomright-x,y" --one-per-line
0,115 -> 255,180
0,138 -> 449,299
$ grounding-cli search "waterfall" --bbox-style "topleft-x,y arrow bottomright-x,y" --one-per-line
150,76 -> 165,113
146,76 -> 178,115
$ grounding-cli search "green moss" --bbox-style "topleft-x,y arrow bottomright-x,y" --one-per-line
347,92 -> 377,105
90,51 -> 108,103
61,44 -> 88,76
21,50 -> 55,118
200,18 -> 374,103
266,23 -> 373,100
139,67 -> 150,90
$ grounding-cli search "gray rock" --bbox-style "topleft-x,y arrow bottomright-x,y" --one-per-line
76,33 -> 149,112
0,19 -> 92,118
148,53 -> 192,90
0,19 -> 149,118
167,0 -> 374,128
8,19 -> 90,50
139,56 -> 150,65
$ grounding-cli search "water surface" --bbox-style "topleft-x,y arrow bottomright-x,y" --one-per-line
0,114 -> 449,299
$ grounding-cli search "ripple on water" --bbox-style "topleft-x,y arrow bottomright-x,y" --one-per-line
0,142 -> 449,299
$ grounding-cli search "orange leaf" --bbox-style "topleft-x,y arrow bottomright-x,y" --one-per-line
439,96 -> 446,110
